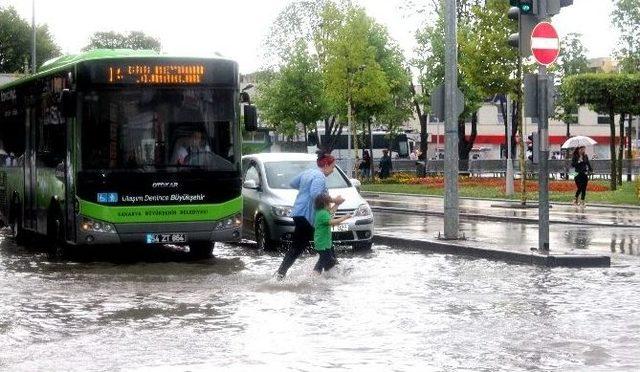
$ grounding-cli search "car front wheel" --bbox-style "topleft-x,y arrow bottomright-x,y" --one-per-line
255,215 -> 278,251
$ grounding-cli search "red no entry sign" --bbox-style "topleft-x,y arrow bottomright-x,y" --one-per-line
531,22 -> 560,66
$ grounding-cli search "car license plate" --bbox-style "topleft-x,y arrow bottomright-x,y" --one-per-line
146,233 -> 187,244
331,224 -> 349,232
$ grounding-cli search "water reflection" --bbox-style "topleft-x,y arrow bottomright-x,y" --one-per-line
1,231 -> 640,371
610,234 -> 639,255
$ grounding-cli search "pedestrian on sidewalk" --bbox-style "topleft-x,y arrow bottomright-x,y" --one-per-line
572,146 -> 593,207
379,149 -> 392,179
312,193 -> 352,274
275,151 -> 345,279
359,150 -> 371,179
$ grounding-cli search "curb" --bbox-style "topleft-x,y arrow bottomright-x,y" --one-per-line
372,235 -> 611,268
369,206 -> 640,229
361,191 -> 640,211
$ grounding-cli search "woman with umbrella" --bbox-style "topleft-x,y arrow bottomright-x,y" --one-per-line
571,146 -> 593,207
562,136 -> 596,207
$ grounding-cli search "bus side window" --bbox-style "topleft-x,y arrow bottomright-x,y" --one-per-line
37,91 -> 66,168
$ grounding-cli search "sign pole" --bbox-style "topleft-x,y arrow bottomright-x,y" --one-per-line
506,95 -> 514,195
443,0 -> 459,240
538,66 -> 550,252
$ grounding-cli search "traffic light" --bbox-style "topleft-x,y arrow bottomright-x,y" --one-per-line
510,0 -> 534,14
507,0 -> 574,57
507,3 -> 537,57
527,132 -> 540,164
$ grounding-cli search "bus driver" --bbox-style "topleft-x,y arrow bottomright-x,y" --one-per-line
172,130 -> 210,165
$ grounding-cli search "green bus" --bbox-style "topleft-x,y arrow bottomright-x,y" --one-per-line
0,49 -> 257,257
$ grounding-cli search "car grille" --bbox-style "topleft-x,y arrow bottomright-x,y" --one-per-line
335,209 -> 355,217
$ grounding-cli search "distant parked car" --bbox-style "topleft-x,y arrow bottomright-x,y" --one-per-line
241,153 -> 374,251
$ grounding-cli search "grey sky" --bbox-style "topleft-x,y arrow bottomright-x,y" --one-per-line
3,0 -> 619,73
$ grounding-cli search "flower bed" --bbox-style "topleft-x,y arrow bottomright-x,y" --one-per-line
368,173 -> 609,193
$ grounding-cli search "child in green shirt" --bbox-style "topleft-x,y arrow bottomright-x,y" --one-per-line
313,193 -> 352,273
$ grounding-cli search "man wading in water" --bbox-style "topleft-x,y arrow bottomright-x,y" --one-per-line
275,151 -> 345,279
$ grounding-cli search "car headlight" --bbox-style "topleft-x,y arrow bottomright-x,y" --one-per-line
215,213 -> 242,230
272,206 -> 292,217
355,203 -> 372,217
80,217 -> 116,234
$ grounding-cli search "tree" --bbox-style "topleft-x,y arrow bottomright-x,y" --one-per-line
83,31 -> 161,52
255,41 -> 328,143
612,0 -> 640,73
461,0 -> 518,157
413,0 -> 512,160
554,33 -> 589,137
564,73 -> 640,190
0,6 -> 60,73
323,7 -> 391,168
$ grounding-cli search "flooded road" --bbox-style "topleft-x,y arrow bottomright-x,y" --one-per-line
1,232 -> 639,371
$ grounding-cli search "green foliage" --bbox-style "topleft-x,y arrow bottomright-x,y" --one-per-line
563,73 -> 640,189
259,1 -> 411,148
612,0 -> 640,73
414,0 -> 515,118
83,31 -> 161,52
255,41 -> 327,137
564,74 -> 640,114
0,6 -> 60,73
324,8 -> 390,116
460,0 -> 518,108
554,33 -> 589,128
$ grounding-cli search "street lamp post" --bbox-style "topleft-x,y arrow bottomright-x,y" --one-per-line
346,65 -> 365,179
31,0 -> 36,74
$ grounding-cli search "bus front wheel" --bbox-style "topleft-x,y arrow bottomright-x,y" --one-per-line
189,242 -> 214,259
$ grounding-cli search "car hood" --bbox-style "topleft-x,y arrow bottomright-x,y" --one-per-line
268,187 -> 366,209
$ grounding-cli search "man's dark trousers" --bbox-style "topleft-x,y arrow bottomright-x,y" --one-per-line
277,216 -> 314,276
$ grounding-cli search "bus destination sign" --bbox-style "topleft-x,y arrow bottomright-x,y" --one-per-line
106,64 -> 205,84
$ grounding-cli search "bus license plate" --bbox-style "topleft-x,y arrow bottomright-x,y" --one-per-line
146,233 -> 187,244
331,224 -> 349,232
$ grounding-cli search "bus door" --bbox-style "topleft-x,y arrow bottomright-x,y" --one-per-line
23,108 -> 37,231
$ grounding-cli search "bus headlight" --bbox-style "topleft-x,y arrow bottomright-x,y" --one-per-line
355,203 -> 372,217
272,206 -> 292,217
215,213 -> 242,230
80,217 -> 116,234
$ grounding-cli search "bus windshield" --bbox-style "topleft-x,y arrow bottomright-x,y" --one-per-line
81,88 -> 236,172
264,161 -> 349,190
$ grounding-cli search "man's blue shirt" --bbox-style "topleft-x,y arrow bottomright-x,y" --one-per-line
290,168 -> 327,225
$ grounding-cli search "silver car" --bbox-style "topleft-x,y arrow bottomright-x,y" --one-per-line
241,153 -> 374,250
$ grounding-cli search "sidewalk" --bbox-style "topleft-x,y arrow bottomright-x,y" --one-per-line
363,192 -> 640,228
370,210 -> 621,268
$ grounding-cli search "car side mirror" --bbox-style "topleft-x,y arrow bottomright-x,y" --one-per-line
350,178 -> 361,189
61,89 -> 76,118
243,179 -> 259,190
244,105 -> 257,132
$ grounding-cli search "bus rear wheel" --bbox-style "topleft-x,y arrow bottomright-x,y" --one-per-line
10,208 -> 24,245
47,215 -> 67,258
189,242 -> 214,259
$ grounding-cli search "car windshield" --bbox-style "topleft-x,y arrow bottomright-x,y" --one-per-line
264,161 -> 349,189
81,88 -> 237,172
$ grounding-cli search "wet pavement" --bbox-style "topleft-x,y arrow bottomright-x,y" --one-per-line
365,193 -> 640,228
1,229 -> 640,371
374,211 -> 640,257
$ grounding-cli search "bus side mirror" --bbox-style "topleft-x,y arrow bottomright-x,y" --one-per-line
244,105 -> 257,132
61,89 -> 76,117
